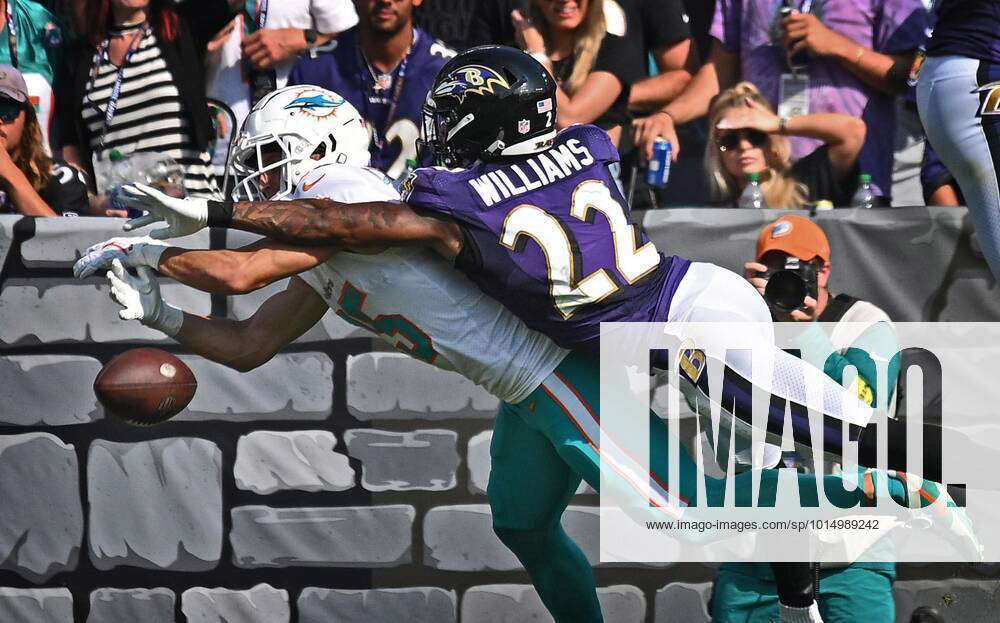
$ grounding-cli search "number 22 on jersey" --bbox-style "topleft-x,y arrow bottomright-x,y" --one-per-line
500,180 -> 660,319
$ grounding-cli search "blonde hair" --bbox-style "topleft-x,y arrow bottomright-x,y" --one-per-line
528,0 -> 605,94
14,105 -> 53,192
705,82 -> 805,209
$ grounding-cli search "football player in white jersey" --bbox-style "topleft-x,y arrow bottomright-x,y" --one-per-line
76,86 -> 975,623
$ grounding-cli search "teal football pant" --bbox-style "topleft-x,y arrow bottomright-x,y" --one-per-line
711,564 -> 895,623
488,350 -> 892,623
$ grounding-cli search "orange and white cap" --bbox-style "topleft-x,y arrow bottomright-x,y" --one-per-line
756,215 -> 830,263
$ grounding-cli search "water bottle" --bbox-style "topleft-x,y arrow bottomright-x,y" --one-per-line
851,173 -> 876,209
107,152 -> 186,216
94,148 -> 131,194
131,152 -> 186,198
737,172 -> 767,209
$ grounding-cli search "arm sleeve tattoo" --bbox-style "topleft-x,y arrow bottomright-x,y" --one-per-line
223,198 -> 458,252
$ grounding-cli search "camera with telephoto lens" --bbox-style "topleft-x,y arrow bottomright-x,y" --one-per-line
758,253 -> 819,314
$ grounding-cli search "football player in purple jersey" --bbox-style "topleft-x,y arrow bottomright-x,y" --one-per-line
118,46 -> 983,622
918,0 -> 1000,279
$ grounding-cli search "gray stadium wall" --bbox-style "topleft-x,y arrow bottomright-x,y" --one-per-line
0,209 -> 997,623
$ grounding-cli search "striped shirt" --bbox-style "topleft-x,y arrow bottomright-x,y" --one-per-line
82,30 -> 219,199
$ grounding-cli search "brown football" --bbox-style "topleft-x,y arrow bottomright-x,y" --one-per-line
94,348 -> 197,425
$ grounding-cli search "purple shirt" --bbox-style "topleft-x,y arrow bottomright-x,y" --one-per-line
403,125 -> 690,352
711,0 -> 930,196
288,27 -> 454,178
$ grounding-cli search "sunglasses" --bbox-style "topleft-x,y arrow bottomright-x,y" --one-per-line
716,128 -> 768,152
0,98 -> 23,123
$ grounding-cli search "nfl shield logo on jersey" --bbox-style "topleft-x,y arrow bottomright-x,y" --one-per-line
518,119 -> 530,134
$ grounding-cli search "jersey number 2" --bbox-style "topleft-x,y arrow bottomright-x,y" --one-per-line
500,180 -> 660,319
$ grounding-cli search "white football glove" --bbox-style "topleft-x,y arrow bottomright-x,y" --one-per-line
120,183 -> 209,240
107,258 -> 183,337
74,235 -> 170,279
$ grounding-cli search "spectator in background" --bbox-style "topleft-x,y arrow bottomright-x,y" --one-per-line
511,0 -> 641,148
288,0 -> 455,180
916,0 -> 1000,278
635,0 -> 928,204
712,215 -> 900,623
618,0 -> 698,206
718,215 -> 900,623
0,0 -> 68,153
60,0 -> 236,215
624,0 -> 695,116
0,65 -> 87,215
204,0 -> 357,181
705,82 -> 864,208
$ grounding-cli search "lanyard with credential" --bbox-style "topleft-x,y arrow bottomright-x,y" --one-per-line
88,24 -> 150,153
6,0 -> 17,69
358,30 -> 418,148
243,0 -> 272,102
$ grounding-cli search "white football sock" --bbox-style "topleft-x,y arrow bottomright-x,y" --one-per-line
780,602 -> 824,623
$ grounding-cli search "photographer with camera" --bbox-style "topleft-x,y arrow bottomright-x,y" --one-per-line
745,217 -> 897,371
711,214 -> 901,623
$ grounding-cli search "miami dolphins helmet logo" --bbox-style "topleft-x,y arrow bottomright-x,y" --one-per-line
283,90 -> 345,118
433,65 -> 511,104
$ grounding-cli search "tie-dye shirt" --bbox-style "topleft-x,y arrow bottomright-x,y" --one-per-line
711,0 -> 930,197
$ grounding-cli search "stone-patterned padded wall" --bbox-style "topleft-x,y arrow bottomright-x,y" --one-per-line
1,213 -> 997,622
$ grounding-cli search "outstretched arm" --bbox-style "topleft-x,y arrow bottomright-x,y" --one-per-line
220,198 -> 463,261
157,240 -> 336,294
117,184 -> 463,262
108,261 -> 329,372
173,276 -> 330,371
76,237 -> 336,294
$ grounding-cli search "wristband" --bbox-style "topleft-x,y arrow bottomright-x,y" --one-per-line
147,302 -> 183,338
778,116 -> 790,134
303,28 -> 318,47
655,110 -> 674,123
206,199 -> 234,227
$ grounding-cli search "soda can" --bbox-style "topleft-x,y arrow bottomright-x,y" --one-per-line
646,138 -> 671,188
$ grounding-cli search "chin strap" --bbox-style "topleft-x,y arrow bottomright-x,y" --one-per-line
484,137 -> 506,156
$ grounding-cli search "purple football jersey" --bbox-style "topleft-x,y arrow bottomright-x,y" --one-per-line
927,0 -> 1000,64
288,27 -> 455,179
403,125 -> 690,352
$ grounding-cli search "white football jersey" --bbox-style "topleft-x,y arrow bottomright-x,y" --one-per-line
294,164 -> 569,403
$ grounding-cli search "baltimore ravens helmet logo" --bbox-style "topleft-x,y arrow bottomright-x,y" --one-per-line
284,90 -> 345,118
434,65 -> 511,104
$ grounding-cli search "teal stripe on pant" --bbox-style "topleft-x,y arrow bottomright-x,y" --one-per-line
487,350 -> 893,623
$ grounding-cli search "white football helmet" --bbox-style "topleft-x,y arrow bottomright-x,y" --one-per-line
228,85 -> 371,200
